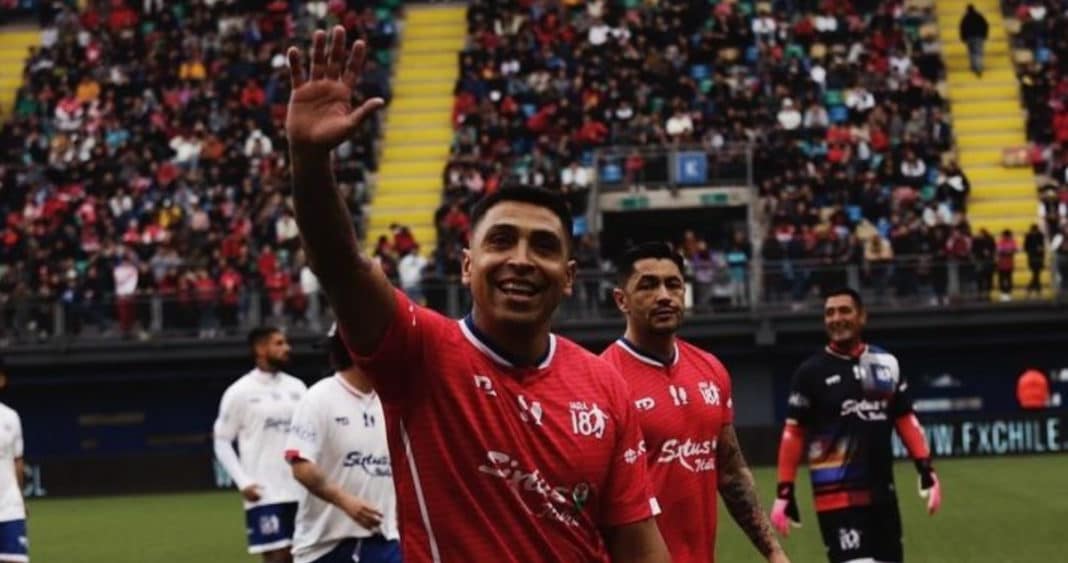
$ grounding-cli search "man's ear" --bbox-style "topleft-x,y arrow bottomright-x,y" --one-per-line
612,287 -> 628,314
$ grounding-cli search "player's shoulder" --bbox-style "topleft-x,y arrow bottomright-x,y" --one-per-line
0,402 -> 18,421
795,349 -> 834,377
598,339 -> 622,361
222,370 -> 258,394
305,375 -> 340,397
556,336 -> 626,383
864,344 -> 898,362
677,339 -> 730,377
278,371 -> 308,390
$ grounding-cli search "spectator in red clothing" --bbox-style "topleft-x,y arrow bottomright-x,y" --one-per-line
263,267 -> 289,325
240,79 -> 266,109
194,265 -> 218,338
257,244 -> 278,279
218,261 -> 243,331
391,224 -> 417,257
996,229 -> 1018,301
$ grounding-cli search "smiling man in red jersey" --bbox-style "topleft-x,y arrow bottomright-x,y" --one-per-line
285,26 -> 669,563
601,242 -> 788,563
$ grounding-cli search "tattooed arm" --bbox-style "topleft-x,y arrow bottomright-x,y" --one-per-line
717,424 -> 790,562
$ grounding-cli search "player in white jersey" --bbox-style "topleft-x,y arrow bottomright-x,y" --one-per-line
214,327 -> 308,562
284,326 -> 400,563
0,360 -> 27,563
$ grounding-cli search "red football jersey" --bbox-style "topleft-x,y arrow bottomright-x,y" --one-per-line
601,338 -> 734,563
350,291 -> 658,563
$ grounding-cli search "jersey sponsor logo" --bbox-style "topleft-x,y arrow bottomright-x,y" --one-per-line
838,527 -> 861,551
569,402 -> 608,439
788,392 -> 809,408
840,399 -> 888,421
698,381 -> 720,406
518,395 -> 544,426
635,397 -> 656,411
668,385 -> 689,406
363,412 -> 377,427
343,450 -> 392,477
477,450 -> 585,527
335,416 -> 350,426
623,440 -> 647,464
473,375 -> 497,397
263,417 -> 292,432
825,374 -> 841,385
289,422 -> 317,442
656,438 -> 717,472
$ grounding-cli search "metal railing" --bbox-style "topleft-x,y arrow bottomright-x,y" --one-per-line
2,255 -> 1065,344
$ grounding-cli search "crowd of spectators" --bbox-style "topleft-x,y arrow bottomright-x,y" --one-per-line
439,0 -> 1012,305
0,0 -> 400,342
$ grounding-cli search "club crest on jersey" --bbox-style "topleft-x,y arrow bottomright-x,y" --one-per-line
569,402 -> 608,439
698,381 -> 720,406
839,527 -> 861,551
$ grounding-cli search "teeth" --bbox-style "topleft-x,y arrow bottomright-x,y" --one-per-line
500,281 -> 535,295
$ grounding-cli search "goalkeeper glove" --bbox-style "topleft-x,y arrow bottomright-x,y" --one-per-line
770,481 -> 801,536
915,458 -> 941,515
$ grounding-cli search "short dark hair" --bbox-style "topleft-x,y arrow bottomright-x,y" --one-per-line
825,287 -> 864,311
616,242 -> 686,286
248,326 -> 282,353
469,187 -> 574,248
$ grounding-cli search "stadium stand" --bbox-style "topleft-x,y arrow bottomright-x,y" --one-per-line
0,0 -> 401,340
444,0 -> 1005,304
1,0 -> 1065,344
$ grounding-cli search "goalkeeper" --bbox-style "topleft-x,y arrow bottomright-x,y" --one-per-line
770,288 -> 941,562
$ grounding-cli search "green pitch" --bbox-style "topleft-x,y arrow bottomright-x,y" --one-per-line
25,455 -> 1066,562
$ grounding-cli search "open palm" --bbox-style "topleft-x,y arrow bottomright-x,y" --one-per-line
286,26 -> 384,153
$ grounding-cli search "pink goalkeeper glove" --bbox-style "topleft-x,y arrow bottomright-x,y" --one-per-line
916,458 -> 941,515
770,482 -> 801,536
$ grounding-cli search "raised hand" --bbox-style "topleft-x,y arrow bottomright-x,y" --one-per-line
285,25 -> 384,156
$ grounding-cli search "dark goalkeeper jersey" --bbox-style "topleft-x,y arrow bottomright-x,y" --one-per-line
786,345 -> 914,511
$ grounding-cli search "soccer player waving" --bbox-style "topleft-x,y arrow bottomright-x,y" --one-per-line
285,325 -> 399,563
602,243 -> 788,563
771,288 -> 942,563
285,26 -> 669,563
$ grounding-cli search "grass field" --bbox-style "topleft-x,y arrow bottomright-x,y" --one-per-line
25,455 -> 1067,562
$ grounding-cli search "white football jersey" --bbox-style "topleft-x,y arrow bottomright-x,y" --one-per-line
286,375 -> 398,563
214,368 -> 307,508
0,403 -> 23,522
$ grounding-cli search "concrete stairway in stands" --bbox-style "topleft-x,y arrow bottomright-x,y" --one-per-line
0,28 -> 38,123
367,5 -> 465,253
937,0 -> 1050,295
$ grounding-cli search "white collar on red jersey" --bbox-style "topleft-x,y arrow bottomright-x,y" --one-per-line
614,338 -> 680,368
458,316 -> 557,370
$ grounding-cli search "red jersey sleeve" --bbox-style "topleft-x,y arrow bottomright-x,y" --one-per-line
714,357 -> 735,425
346,288 -> 441,403
598,371 -> 659,527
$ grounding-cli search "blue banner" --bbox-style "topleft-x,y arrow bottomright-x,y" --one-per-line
675,152 -> 708,185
